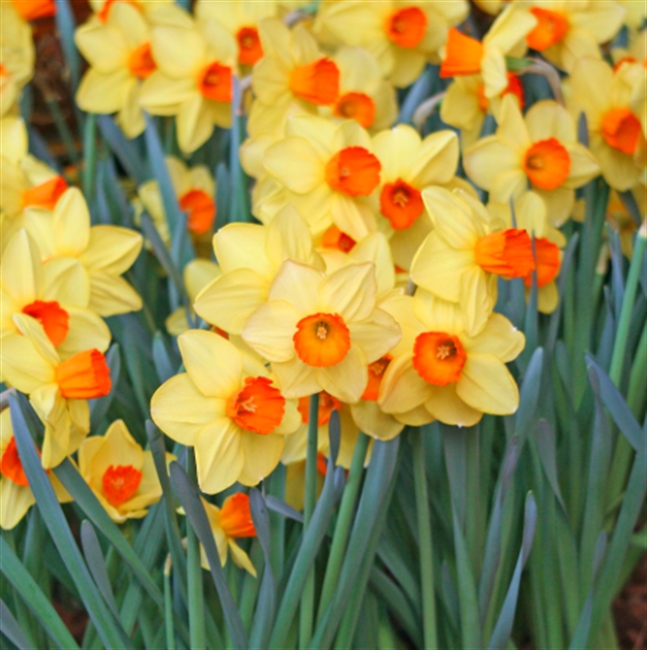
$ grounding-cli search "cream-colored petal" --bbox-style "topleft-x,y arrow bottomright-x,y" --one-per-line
238,431 -> 284,486
267,259 -> 323,315
350,401 -> 404,442
525,100 -> 575,143
56,308 -> 111,360
1,229 -> 41,305
378,353 -> 432,415
52,188 -> 91,256
317,345 -> 368,404
411,130 -> 460,187
372,124 -> 420,182
177,94 -> 215,154
329,193 -> 376,242
42,258 -> 91,308
263,137 -> 323,194
150,374 -> 226,445
214,223 -> 272,276
265,204 -> 317,269
0,479 -> 34,530
270,357 -> 320,398
320,262 -> 377,322
463,137 -> 520,191
348,308 -> 401,363
151,24 -> 204,78
194,418 -> 244,494
76,69 -> 132,114
457,355 -> 520,415
241,301 -> 300,362
80,226 -> 143,275
424,384 -> 482,427
87,272 -> 142,316
462,313 -> 525,361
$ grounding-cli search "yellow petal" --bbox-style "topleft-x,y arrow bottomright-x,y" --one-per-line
329,193 -> 375,242
373,124 -> 420,183
265,205 -> 318,270
214,223 -> 273,277
80,225 -> 143,274
268,259 -> 323,315
228,539 -> 257,577
177,94 -> 214,154
139,73 -> 194,113
421,187 -> 481,247
195,418 -> 244,494
56,308 -> 111,360
263,137 -> 323,194
458,266 -> 495,337
42,258 -> 91,308
378,353 -> 432,414
350,401 -> 404,441
348,308 -> 401,362
457,355 -> 520,415
88,272 -> 142,316
151,24 -> 204,78
52,188 -> 91,256
424,384 -> 482,426
270,357 -> 320,398
1,229 -> 41,305
320,262 -> 377,322
241,301 -> 300,362
463,313 -> 525,361
0,479 -> 34,530
411,130 -> 460,187
76,69 -> 132,114
562,143 -> 601,189
238,430 -> 284,486
317,344 -> 368,404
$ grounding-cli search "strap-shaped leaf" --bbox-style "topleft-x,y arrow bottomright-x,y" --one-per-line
97,116 -> 148,185
90,343 -> 121,431
80,521 -> 120,618
0,598 -> 35,650
10,393 -> 133,650
535,420 -> 566,511
169,462 -> 248,650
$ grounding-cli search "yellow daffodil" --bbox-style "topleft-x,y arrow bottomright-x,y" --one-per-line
0,3 -> 34,116
1,230 -> 110,359
464,96 -> 600,226
1,314 -> 112,469
379,292 -> 525,427
603,189 -> 643,259
410,187 -> 536,336
248,19 -> 340,140
520,0 -> 625,72
241,260 -> 402,403
568,57 -> 645,192
23,188 -> 143,317
198,492 -> 257,576
194,204 -> 322,335
319,47 -> 397,132
166,259 -> 221,337
373,125 -> 459,267
151,330 -> 301,494
139,11 -> 237,153
0,407 -> 72,530
195,0 -> 277,71
138,156 -> 216,247
617,0 -> 646,30
78,420 -> 166,523
261,116 -> 382,240
487,191 -> 565,313
440,71 -> 525,148
440,5 -> 536,99
472,0 -> 508,16
314,0 -> 469,88
75,2 -> 157,139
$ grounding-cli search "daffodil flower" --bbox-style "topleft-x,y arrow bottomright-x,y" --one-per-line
23,188 -> 143,317
151,330 -> 301,494
241,260 -> 402,403
379,292 -> 525,427
1,314 -> 111,468
463,96 -> 600,226
78,419 -> 168,524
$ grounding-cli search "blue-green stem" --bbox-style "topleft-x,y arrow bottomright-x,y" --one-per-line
186,450 -> 205,649
412,428 -> 438,649
316,431 -> 370,624
300,393 -> 320,648
82,113 -> 97,201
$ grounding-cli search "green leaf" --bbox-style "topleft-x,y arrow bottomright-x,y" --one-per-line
97,116 -> 148,185
514,347 -> 544,446
90,343 -> 121,432
152,331 -> 181,384
534,420 -> 566,511
54,0 -> 80,90
0,599 -> 33,650
169,461 -> 248,650
10,393 -> 133,649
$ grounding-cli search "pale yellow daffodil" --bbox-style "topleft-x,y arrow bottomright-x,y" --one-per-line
0,3 -> 34,116
241,259 -> 402,403
379,292 -> 525,427
464,96 -> 600,226
78,419 -> 167,524
23,188 -> 143,317
151,330 -> 301,494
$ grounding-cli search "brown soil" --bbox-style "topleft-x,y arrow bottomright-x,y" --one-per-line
614,553 -> 647,649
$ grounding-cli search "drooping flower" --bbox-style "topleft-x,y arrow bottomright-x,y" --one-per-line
151,330 -> 301,494
75,1 -> 157,139
463,96 -> 600,226
0,230 -> 111,359
260,116 -> 382,240
439,6 -> 536,99
1,314 -> 111,468
194,204 -> 322,335
78,419 -> 168,523
23,188 -> 143,317
568,58 -> 645,192
241,260 -> 401,403
314,0 -> 469,87
197,492 -> 257,576
378,292 -> 525,427
139,9 -> 237,153
410,187 -> 536,335
0,407 -> 72,530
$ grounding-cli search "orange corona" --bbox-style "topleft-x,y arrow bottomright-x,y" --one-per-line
413,332 -> 467,386
380,179 -> 424,230
55,350 -> 112,399
236,27 -> 263,66
22,300 -> 70,347
334,92 -> 376,128
219,493 -> 257,538
526,8 -> 569,51
198,62 -> 233,103
325,147 -> 381,197
179,190 -> 216,235
523,138 -> 571,190
293,313 -> 351,367
226,377 -> 285,435
289,58 -> 340,105
474,229 -> 536,278
128,43 -> 156,80
601,108 -> 642,155
102,465 -> 142,507
440,29 -> 484,78
21,177 -> 68,210
385,7 -> 428,48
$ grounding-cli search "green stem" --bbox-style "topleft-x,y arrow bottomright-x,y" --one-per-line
43,95 -> 80,167
627,321 -> 647,417
412,429 -> 438,649
299,393 -> 320,649
186,451 -> 205,649
316,431 -> 370,624
164,557 -> 176,650
609,226 -> 647,385
82,113 -> 97,202
268,464 -> 286,577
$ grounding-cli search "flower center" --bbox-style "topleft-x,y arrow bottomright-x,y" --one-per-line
236,26 -> 263,66
226,376 -> 285,435
128,42 -> 156,80
179,189 -> 216,235
321,225 -> 357,252
0,438 -> 30,487
380,178 -> 424,230
474,229 -> 536,279
523,138 -> 571,190
198,62 -> 233,103
413,332 -> 467,386
325,147 -> 381,197
298,391 -> 342,426
22,300 -> 70,347
102,464 -> 142,507
361,356 -> 392,401
294,313 -> 351,367
289,58 -> 340,106
601,107 -> 642,155
55,349 -> 112,399
523,237 -> 561,288
385,6 -> 428,48
440,28 -> 484,78
334,92 -> 376,128
219,493 -> 257,538
526,8 -> 569,51
21,176 -> 68,210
